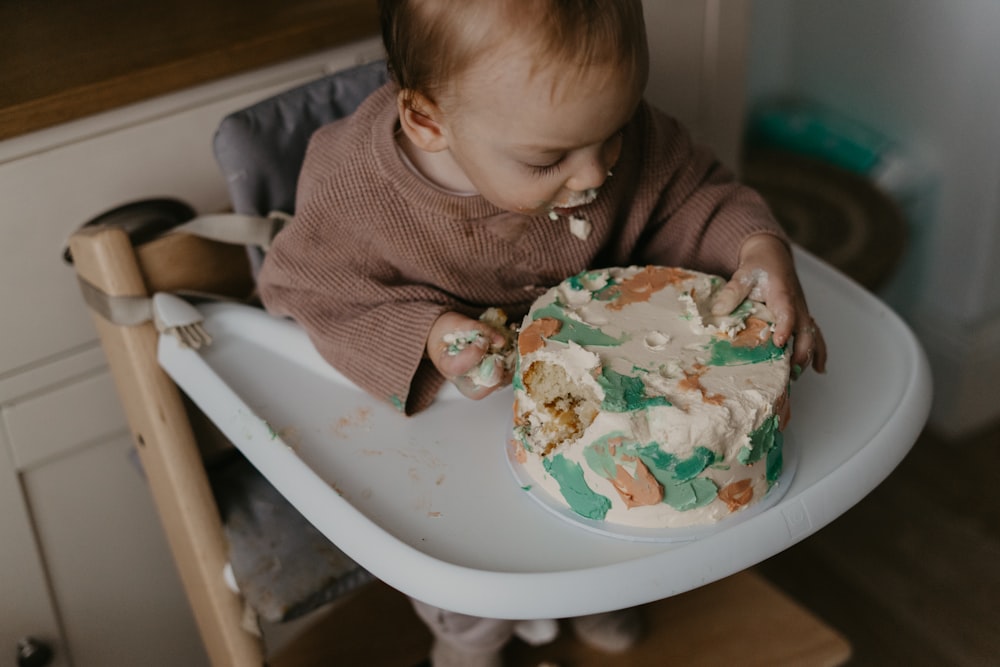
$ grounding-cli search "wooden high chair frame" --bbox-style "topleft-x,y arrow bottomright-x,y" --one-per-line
68,220 -> 434,667
69,224 -> 265,666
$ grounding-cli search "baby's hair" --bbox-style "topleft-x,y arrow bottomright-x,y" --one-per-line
379,0 -> 648,108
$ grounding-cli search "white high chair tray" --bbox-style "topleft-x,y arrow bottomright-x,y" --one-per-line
159,248 -> 931,620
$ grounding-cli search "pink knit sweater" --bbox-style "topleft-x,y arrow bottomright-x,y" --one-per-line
258,83 -> 785,414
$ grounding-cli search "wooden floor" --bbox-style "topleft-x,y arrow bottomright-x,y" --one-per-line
756,423 -> 1000,666
272,570 -> 849,667
273,422 -> 999,666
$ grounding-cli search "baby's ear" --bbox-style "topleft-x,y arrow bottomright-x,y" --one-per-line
398,90 -> 449,152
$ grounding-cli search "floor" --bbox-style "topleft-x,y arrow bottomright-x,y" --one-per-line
272,422 -> 999,666
744,156 -> 1000,664
757,423 -> 1000,666
272,570 -> 849,667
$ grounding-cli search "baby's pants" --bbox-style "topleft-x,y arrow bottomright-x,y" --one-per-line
410,598 -> 554,653
410,597 -> 638,658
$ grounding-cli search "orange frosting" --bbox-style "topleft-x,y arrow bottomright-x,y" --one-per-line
719,479 -> 754,511
727,316 -> 772,348
518,317 -> 562,355
507,438 -> 527,464
606,266 -> 693,311
512,398 -> 528,427
678,364 -> 726,405
610,458 -> 664,508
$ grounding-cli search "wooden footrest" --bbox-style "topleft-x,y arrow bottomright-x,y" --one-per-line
274,569 -> 851,667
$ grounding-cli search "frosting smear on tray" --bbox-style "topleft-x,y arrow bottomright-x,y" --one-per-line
510,266 -> 791,528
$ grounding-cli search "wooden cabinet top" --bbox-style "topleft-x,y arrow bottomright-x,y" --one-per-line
0,0 -> 379,140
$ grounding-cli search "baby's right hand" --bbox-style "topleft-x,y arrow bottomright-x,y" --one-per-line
427,311 -> 511,400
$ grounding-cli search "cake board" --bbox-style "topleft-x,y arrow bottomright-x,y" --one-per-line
158,247 -> 932,620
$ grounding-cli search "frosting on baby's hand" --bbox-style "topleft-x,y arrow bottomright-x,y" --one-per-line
454,308 -> 518,388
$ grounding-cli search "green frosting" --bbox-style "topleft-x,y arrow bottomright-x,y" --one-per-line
543,454 -> 611,520
766,438 -> 783,486
565,273 -> 589,291
389,394 -> 405,412
730,299 -> 755,319
565,270 -> 613,295
738,414 -> 785,486
562,269 -> 621,302
597,368 -> 671,412
635,443 -> 719,511
513,425 -> 533,454
579,435 -> 719,512
663,477 -> 719,511
707,336 -> 785,366
531,302 -> 625,347
673,446 -> 717,481
738,414 -> 781,465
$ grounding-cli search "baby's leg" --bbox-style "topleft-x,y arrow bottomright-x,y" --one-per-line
410,598 -> 515,667
570,606 -> 643,653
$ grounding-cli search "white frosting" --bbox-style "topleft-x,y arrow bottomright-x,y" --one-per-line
568,215 -> 592,240
512,266 -> 791,528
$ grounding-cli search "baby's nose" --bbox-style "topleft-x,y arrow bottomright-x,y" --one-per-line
565,138 -> 620,192
565,157 -> 611,192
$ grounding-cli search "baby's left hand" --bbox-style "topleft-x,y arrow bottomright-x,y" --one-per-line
711,234 -> 827,376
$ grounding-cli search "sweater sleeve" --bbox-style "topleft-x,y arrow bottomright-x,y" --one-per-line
633,105 -> 788,276
258,195 -> 454,415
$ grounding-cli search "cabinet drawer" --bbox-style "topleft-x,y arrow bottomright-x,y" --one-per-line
23,433 -> 208,667
4,370 -> 127,469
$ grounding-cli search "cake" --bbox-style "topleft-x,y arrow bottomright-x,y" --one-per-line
510,266 -> 791,529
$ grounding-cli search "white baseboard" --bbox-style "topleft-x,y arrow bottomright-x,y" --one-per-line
911,309 -> 1000,439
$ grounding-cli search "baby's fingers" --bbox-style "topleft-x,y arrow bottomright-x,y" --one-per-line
428,314 -> 511,393
712,273 -> 753,316
790,318 -> 828,378
450,356 -> 509,400
434,329 -> 491,378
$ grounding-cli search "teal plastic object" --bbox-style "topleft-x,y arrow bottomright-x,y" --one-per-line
747,98 -> 895,176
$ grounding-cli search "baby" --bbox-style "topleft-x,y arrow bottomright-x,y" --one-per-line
259,0 -> 826,664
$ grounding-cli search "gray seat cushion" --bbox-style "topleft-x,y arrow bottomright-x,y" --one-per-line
211,453 -> 375,622
209,60 -> 389,622
213,59 -> 389,217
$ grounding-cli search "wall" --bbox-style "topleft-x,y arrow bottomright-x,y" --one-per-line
747,0 -> 1000,437
642,0 -> 751,169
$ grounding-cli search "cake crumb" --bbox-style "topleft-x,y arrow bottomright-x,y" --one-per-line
442,330 -> 483,355
568,215 -> 592,240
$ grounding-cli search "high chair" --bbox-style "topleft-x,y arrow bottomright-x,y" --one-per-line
66,60 -> 931,667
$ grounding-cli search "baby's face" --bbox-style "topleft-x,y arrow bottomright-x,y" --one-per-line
438,52 -> 643,217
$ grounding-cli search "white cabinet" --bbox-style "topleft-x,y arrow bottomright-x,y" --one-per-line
0,5 -> 750,661
0,37 -> 383,666
1,422 -> 65,666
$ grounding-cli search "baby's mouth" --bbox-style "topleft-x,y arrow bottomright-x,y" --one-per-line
548,187 -> 599,216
